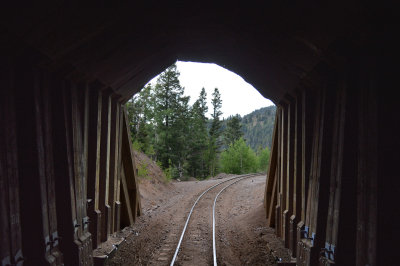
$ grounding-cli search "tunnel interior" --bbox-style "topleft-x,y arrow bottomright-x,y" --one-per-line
0,2 -> 396,266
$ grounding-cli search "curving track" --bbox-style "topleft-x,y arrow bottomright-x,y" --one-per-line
169,173 -> 263,266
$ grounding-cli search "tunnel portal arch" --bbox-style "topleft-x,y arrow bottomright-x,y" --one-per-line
0,2 -> 394,266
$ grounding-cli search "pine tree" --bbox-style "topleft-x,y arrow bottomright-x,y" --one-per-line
187,88 -> 208,178
224,114 -> 243,147
153,63 -> 189,175
207,88 -> 223,176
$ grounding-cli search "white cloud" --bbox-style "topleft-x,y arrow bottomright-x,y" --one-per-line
147,61 -> 274,119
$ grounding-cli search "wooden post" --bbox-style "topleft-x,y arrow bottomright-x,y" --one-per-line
114,108 -> 124,232
298,82 -> 336,265
41,71 -> 64,264
290,92 -> 302,258
355,62 -> 377,266
14,65 -> 57,265
284,97 -> 295,249
99,89 -> 112,242
265,111 -> 279,218
275,108 -> 282,237
296,88 -> 315,260
71,83 -> 93,265
280,105 -> 288,240
87,84 -> 103,248
120,107 -> 141,227
0,66 -> 24,266
108,97 -> 121,233
52,78 -> 83,265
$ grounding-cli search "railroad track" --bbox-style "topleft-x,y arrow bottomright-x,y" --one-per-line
166,173 -> 263,266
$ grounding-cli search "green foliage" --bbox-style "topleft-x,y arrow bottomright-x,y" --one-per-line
257,146 -> 271,172
223,114 -> 243,147
208,88 -> 223,176
125,62 -> 275,180
220,137 -> 258,174
187,88 -> 209,179
152,63 -> 190,173
137,162 -> 150,179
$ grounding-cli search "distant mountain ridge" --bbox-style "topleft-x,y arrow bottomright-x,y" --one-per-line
223,105 -> 276,151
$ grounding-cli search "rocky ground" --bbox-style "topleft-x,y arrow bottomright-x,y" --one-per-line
104,152 -> 290,266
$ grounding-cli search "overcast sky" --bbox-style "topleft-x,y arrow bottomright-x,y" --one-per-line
147,61 -> 274,119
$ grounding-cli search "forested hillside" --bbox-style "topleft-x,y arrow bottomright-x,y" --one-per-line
227,106 -> 276,151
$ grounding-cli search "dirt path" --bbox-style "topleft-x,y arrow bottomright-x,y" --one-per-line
106,176 -> 290,266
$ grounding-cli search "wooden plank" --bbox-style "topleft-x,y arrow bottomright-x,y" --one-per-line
120,163 -> 134,226
320,78 -> 357,265
71,83 -> 93,265
267,172 -> 277,227
356,65 -> 378,266
290,92 -> 302,258
275,108 -> 282,237
114,107 -> 124,232
108,96 -> 120,233
1,60 -> 24,266
14,65 -> 57,265
41,71 -> 64,264
0,76 -> 12,266
99,89 -> 112,242
284,98 -> 295,248
298,88 -> 323,266
265,110 -> 279,215
280,106 -> 288,240
120,106 -> 142,222
300,84 -> 336,266
51,79 -> 81,265
86,85 -> 103,248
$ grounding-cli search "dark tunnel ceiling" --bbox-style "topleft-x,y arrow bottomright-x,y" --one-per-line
0,2 -> 370,103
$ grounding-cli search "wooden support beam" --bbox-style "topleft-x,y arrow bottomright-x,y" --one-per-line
298,83 -> 336,266
87,85 -> 103,248
120,163 -> 134,226
108,97 -> 121,233
280,106 -> 288,240
265,110 -> 279,216
0,68 -> 23,266
41,71 -> 64,264
296,88 -> 315,260
14,65 -> 58,265
356,65 -> 377,266
71,83 -> 93,265
99,89 -> 112,242
290,92 -> 302,258
267,172 -> 278,227
120,107 -> 141,227
320,75 -> 358,266
275,108 -> 282,237
284,97 -> 295,249
52,79 -> 84,265
114,108 -> 124,232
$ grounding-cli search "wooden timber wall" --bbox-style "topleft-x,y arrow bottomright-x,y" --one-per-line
264,59 -> 380,266
0,56 -> 141,266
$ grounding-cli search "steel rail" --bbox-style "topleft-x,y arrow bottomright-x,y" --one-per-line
212,173 -> 263,266
170,174 -> 254,266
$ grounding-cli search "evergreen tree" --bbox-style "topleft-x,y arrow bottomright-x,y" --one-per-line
207,88 -> 223,176
187,88 -> 208,178
152,63 -> 189,175
224,114 -> 243,147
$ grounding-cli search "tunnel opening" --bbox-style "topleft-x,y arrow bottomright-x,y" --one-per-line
100,61 -> 281,265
